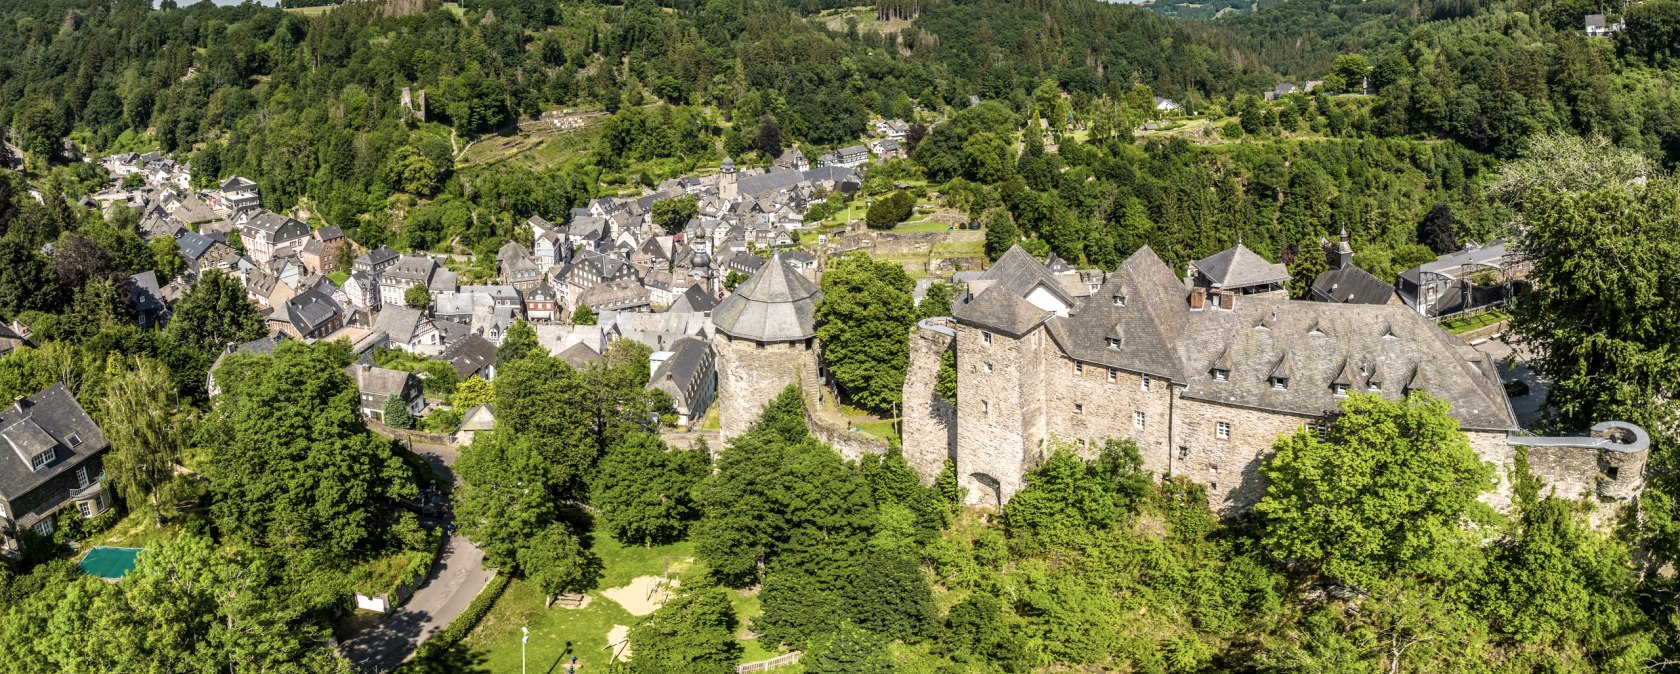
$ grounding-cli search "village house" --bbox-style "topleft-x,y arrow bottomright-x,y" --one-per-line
379,255 -> 441,308
649,336 -> 716,430
208,176 -> 261,214
0,385 -> 111,554
346,359 -> 424,423
240,211 -> 310,265
1190,243 -> 1290,296
497,242 -> 544,292
374,306 -> 443,355
269,287 -> 346,340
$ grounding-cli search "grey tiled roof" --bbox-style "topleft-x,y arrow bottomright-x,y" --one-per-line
952,284 -> 1052,337
348,360 -> 415,399
650,336 -> 713,409
1174,297 -> 1515,430
440,334 -> 497,379
671,284 -> 717,313
979,245 -> 1074,306
558,342 -> 604,368
284,287 -> 342,334
1045,247 -> 1191,379
1194,244 -> 1289,289
712,254 -> 821,342
1312,265 -> 1396,305
0,384 -> 107,502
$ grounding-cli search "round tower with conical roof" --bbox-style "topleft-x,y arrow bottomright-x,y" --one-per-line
712,253 -> 821,439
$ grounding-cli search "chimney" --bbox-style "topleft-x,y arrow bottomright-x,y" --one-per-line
1184,261 -> 1196,289
1189,288 -> 1207,310
13,395 -> 25,414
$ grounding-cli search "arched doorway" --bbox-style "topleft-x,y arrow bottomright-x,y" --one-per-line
968,472 -> 1002,509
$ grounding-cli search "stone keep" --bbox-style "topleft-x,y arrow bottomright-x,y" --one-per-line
712,254 -> 821,439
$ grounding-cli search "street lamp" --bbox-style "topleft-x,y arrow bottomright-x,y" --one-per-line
522,626 -> 529,674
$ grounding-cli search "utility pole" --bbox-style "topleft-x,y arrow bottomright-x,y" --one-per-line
522,626 -> 529,674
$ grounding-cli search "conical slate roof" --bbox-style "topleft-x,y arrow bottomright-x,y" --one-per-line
713,254 -> 822,342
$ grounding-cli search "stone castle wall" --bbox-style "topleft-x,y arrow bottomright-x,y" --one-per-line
714,334 -> 814,440
1170,393 -> 1317,515
929,320 -> 1645,522
953,324 -> 1036,507
902,320 -> 957,484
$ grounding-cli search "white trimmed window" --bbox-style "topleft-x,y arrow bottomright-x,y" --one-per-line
78,501 -> 93,518
1133,411 -> 1145,428
984,362 -> 993,373
1141,374 -> 1151,391
1212,368 -> 1229,382
1108,368 -> 1117,383
33,518 -> 53,536
982,331 -> 992,345
1074,403 -> 1084,415
30,449 -> 53,471
1216,421 -> 1231,439
1073,362 -> 1083,375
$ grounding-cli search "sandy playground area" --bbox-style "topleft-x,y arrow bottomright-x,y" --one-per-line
600,575 -> 678,617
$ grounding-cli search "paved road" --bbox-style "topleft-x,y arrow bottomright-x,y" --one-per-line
341,439 -> 492,673
341,534 -> 492,673
1472,337 -> 1550,429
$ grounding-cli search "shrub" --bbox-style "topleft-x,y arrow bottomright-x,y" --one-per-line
408,572 -> 510,663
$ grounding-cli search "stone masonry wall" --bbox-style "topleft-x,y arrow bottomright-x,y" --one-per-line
715,335 -> 814,440
1039,354 -> 1176,475
902,322 -> 957,484
1170,393 -> 1317,515
953,324 -> 1031,507
1468,430 -> 1517,514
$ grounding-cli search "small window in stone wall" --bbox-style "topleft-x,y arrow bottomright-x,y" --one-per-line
984,362 -> 994,373
1217,421 -> 1231,439
1178,446 -> 1189,459
982,400 -> 990,415
1075,403 -> 1084,415
1073,362 -> 1083,375
1142,374 -> 1151,391
1607,466 -> 1620,481
1209,482 -> 1218,492
983,331 -> 993,345
1108,368 -> 1117,383
1133,411 -> 1145,428
1209,464 -> 1218,473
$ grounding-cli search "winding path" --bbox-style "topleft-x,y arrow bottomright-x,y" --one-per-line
340,441 -> 494,673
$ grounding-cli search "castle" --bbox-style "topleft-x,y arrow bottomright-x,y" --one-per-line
713,245 -> 1650,521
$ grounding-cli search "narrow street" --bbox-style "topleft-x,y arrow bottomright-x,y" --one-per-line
340,440 -> 491,673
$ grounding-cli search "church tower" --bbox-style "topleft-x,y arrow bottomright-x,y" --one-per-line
712,254 -> 821,439
719,156 -> 739,202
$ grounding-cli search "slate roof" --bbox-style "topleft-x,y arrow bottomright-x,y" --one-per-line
130,271 -> 164,313
1193,244 -> 1289,289
373,306 -> 427,343
282,287 -> 342,335
244,212 -> 308,238
1044,246 -> 1191,379
577,278 -> 651,312
439,334 -> 498,379
347,360 -> 415,399
358,246 -> 400,269
1174,298 -> 1515,430
712,254 -> 821,342
650,337 -> 713,409
384,255 -> 439,284
952,284 -> 1052,338
670,284 -> 718,314
457,404 -> 496,432
558,342 -> 605,368
1312,265 -> 1397,305
0,385 -> 107,503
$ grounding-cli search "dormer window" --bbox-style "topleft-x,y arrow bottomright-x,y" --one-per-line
1112,295 -> 1126,307
1368,380 -> 1381,392
1270,376 -> 1288,391
30,448 -> 54,471
1106,337 -> 1121,350
1333,383 -> 1349,396
1212,368 -> 1229,382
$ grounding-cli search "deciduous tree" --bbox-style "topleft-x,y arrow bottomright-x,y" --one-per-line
814,253 -> 916,413
99,357 -> 188,525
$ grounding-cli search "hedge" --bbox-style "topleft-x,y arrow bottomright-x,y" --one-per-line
402,572 -> 508,666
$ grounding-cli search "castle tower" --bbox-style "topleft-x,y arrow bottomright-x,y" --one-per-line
712,254 -> 821,439
719,156 -> 738,202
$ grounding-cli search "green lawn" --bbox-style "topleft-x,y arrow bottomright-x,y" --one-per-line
84,509 -> 177,552
461,527 -> 790,670
327,271 -> 348,285
1441,309 -> 1511,335
853,418 -> 901,445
